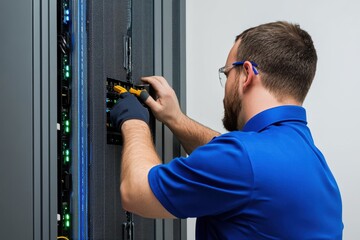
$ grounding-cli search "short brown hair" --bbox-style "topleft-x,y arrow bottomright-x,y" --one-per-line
236,21 -> 317,103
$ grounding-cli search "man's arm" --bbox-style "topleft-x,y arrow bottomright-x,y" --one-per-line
163,112 -> 220,155
120,119 -> 175,219
110,93 -> 175,218
142,76 -> 220,154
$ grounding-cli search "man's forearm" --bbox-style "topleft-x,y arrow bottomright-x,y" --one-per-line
120,120 -> 166,217
166,113 -> 220,154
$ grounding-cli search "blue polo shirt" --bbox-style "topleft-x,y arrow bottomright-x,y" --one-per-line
148,106 -> 343,239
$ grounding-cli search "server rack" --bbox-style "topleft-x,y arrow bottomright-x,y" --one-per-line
0,0 -> 58,239
1,0 -> 186,239
85,0 -> 186,239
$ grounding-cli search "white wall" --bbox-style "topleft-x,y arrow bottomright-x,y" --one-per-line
186,0 -> 360,239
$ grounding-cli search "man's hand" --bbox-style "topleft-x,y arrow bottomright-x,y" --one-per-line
110,92 -> 149,131
141,76 -> 184,127
141,76 -> 220,154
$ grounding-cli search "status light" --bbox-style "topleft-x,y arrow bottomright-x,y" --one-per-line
65,65 -> 70,78
64,9 -> 70,24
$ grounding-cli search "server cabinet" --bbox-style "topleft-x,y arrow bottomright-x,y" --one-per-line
0,0 -> 58,239
86,0 -> 186,239
86,0 -> 156,238
1,0 -> 186,239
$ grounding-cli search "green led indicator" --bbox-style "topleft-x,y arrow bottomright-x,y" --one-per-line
64,65 -> 70,77
114,99 -> 117,103
64,120 -> 70,133
64,65 -> 70,78
64,148 -> 70,163
65,214 -> 70,220
65,220 -> 70,228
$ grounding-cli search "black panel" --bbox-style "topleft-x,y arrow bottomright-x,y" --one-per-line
57,0 -> 73,237
132,0 -> 155,84
87,0 -> 155,239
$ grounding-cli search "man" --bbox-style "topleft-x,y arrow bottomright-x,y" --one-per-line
110,21 -> 343,239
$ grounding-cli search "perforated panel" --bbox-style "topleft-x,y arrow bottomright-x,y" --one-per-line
87,0 -> 155,239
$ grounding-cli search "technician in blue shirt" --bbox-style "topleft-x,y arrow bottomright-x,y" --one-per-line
110,21 -> 343,239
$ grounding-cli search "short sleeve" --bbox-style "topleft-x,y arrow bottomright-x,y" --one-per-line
148,133 -> 254,219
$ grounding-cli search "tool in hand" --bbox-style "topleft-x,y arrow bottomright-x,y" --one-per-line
113,85 -> 149,102
114,85 -> 128,94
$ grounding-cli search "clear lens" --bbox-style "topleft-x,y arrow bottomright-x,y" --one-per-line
218,66 -> 232,87
219,71 -> 226,87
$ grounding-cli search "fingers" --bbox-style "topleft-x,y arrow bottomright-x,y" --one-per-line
141,76 -> 168,85
141,76 -> 178,121
141,76 -> 167,111
140,76 -> 182,125
141,76 -> 171,95
143,94 -> 160,113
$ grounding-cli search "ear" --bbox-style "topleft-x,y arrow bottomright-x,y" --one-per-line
242,61 -> 257,89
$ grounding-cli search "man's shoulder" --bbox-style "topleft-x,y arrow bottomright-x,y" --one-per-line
212,130 -> 261,145
217,130 -> 257,138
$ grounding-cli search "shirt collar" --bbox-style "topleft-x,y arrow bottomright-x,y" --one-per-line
242,105 -> 307,132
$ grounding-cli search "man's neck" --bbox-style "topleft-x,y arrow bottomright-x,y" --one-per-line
239,88 -> 301,129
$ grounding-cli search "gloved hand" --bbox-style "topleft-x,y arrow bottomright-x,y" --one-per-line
110,92 -> 149,131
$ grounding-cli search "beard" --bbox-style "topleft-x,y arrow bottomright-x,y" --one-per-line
222,86 -> 242,131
